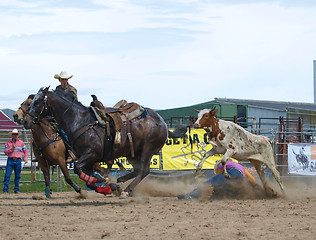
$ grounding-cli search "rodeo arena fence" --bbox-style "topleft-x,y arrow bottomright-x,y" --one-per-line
1,113 -> 316,192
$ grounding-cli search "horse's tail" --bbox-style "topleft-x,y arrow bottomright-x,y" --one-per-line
188,126 -> 193,153
168,125 -> 193,153
167,125 -> 188,138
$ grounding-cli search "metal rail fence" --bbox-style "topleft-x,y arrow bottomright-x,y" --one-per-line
1,116 -> 315,193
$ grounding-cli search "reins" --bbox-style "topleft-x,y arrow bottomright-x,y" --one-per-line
61,97 -> 75,119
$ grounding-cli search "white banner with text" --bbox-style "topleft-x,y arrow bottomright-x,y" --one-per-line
288,143 -> 316,175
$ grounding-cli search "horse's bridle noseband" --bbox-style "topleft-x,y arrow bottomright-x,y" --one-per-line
22,95 -> 50,125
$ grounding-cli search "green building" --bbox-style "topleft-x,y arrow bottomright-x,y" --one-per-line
157,100 -> 248,128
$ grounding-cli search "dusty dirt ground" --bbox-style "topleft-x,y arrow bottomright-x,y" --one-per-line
0,178 -> 315,240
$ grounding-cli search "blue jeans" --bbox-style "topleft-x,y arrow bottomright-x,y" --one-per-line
3,158 -> 22,193
188,168 -> 244,199
60,129 -> 69,142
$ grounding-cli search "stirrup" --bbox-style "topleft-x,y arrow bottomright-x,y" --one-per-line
68,150 -> 77,161
66,156 -> 74,163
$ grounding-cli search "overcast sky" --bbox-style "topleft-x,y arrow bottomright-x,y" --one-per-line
1,0 -> 316,111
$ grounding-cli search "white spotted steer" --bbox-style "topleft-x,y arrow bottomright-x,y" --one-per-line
194,107 -> 284,195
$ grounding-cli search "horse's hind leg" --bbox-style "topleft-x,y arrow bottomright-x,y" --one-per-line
117,170 -> 138,183
119,154 -> 152,198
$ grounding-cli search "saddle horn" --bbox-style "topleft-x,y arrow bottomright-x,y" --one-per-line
91,94 -> 98,101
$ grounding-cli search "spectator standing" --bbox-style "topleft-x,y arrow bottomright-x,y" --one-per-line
3,129 -> 28,194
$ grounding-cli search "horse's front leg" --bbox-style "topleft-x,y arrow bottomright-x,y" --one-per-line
36,155 -> 51,198
57,156 -> 84,196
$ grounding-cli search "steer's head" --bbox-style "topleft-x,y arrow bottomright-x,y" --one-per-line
194,107 -> 218,129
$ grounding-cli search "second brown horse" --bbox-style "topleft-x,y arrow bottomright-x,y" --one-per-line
14,95 -> 107,198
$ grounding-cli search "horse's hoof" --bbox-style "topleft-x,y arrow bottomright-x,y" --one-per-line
265,187 -> 280,198
109,183 -> 122,197
104,177 -> 111,185
119,191 -> 129,199
45,187 -> 51,198
95,173 -> 111,185
78,190 -> 88,199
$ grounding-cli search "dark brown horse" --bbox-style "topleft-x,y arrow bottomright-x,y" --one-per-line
24,87 -> 168,198
14,95 -> 107,198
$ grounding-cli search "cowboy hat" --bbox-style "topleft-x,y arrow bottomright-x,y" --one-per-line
9,128 -> 21,137
54,71 -> 73,80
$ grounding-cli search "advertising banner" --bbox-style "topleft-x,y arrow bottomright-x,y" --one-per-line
288,143 -> 316,175
100,155 -> 160,169
99,129 -> 224,171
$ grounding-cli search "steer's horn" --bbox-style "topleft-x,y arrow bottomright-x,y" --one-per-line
210,106 -> 216,112
194,109 -> 200,113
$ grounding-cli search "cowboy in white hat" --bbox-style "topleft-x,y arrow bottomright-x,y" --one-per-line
3,129 -> 29,194
54,71 -> 78,101
54,71 -> 78,162
9,128 -> 21,137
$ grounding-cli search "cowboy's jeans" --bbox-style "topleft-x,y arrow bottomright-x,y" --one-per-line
187,168 -> 244,199
3,158 -> 22,193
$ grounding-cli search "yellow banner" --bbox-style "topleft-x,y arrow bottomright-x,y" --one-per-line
100,129 -> 227,171
100,155 -> 160,169
162,129 -> 222,170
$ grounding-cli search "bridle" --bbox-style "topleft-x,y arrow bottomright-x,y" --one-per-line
31,95 -> 51,124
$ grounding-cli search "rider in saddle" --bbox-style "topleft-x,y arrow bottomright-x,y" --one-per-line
54,71 -> 78,101
54,71 -> 78,162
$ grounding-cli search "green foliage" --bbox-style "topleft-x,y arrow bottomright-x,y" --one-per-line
0,168 -> 86,194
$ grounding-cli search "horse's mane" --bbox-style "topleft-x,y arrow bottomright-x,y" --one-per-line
28,94 -> 35,100
52,90 -> 86,109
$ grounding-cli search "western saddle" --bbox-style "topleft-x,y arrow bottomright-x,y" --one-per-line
90,96 -> 147,157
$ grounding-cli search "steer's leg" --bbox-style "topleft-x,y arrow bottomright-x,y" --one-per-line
263,157 -> 284,191
219,149 -> 234,179
197,148 -> 216,174
249,159 -> 278,198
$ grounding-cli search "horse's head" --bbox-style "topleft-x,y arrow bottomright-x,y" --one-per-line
23,87 -> 50,129
13,94 -> 35,125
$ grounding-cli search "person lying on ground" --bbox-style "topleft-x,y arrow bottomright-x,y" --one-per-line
177,160 -> 256,201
